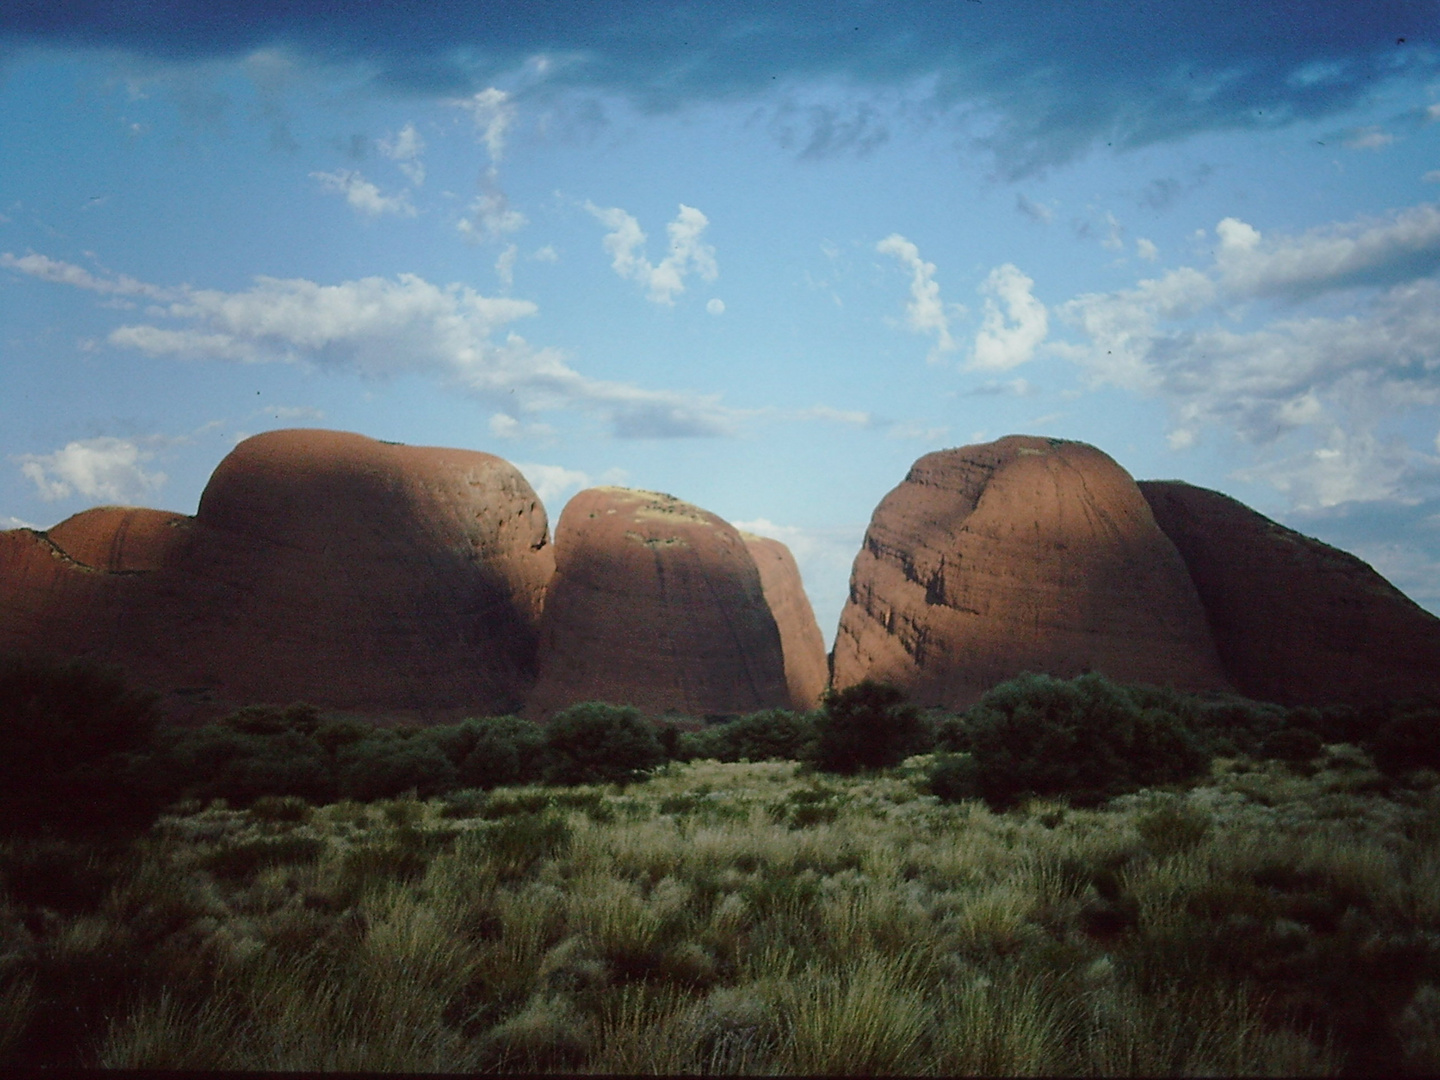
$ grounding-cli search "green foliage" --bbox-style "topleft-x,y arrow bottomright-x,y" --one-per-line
336,732 -> 458,801
942,673 -> 1208,809
453,716 -> 546,789
812,681 -> 929,774
709,709 -> 818,763
0,654 -> 163,836
926,753 -> 981,804
1369,704 -> 1440,776
201,835 -> 325,881
542,703 -> 665,785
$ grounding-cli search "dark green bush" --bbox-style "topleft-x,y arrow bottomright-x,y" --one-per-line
454,716 -> 547,789
811,681 -> 929,774
0,654 -> 163,836
336,732 -> 458,801
541,703 -> 665,785
942,673 -> 1208,809
1369,704 -> 1440,775
711,709 -> 818,762
160,724 -> 334,806
926,752 -> 981,804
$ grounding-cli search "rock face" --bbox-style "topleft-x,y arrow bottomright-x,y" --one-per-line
832,436 -> 1232,709
1140,480 -> 1440,706
741,533 -> 829,710
0,429 -> 554,718
528,487 -> 791,719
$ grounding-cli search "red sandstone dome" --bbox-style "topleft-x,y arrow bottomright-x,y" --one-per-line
527,487 -> 792,719
1140,480 -> 1440,706
831,435 -> 1232,709
741,532 -> 829,710
0,429 -> 554,718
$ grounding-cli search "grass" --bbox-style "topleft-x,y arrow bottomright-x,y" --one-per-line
2,752 -> 1438,1072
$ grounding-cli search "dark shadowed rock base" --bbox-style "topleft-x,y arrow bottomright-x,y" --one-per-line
1140,480 -> 1440,706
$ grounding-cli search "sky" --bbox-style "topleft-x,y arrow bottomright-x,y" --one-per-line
3,1 -> 1439,645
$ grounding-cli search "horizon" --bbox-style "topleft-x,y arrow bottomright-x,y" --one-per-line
3,2 -> 1439,644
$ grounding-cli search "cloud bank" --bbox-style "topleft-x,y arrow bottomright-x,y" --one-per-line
4,252 -> 737,438
5,1 -> 1434,175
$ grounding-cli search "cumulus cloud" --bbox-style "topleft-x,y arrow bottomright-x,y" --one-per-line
0,252 -> 177,300
15,437 -> 167,503
2,515 -> 41,531
1058,199 -> 1440,510
457,173 -> 528,242
876,233 -> 959,364
1137,237 -> 1160,261
15,253 -> 739,438
377,122 -> 426,185
495,243 -> 518,289
515,462 -> 589,506
707,298 -> 725,315
586,202 -> 718,305
971,263 -> 1048,371
310,169 -> 416,217
454,88 -> 516,161
1344,126 -> 1395,150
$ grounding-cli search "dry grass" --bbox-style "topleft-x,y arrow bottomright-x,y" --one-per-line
5,750 -> 1437,1072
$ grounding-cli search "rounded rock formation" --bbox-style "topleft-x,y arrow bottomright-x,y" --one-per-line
741,533 -> 829,710
528,487 -> 791,719
831,435 -> 1232,709
1140,480 -> 1440,706
0,429 -> 554,718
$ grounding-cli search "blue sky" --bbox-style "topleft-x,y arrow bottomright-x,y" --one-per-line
3,1 -> 1439,643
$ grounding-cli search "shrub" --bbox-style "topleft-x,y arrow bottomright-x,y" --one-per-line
159,725 -> 334,807
541,703 -> 665,785
336,733 -> 458,801
926,753 -> 981,804
711,710 -> 818,763
812,681 -> 929,774
944,673 -> 1208,809
455,716 -> 547,789
1369,704 -> 1440,776
0,654 -> 163,836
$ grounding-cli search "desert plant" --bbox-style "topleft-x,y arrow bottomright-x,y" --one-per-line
454,716 -> 547,789
542,703 -> 665,785
812,681 -> 929,774
0,654 -> 163,836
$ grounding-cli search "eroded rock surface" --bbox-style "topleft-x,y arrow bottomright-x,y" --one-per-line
742,533 -> 829,710
528,487 -> 791,718
1140,480 -> 1440,706
832,436 -> 1232,709
0,429 -> 554,718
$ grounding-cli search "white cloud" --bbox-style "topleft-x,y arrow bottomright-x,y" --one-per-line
886,421 -> 951,442
454,88 -> 516,161
495,243 -> 518,289
2,515 -> 40,531
876,233 -> 959,364
15,437 -> 167,503
1137,237 -> 1160,261
1212,203 -> 1440,300
1102,212 -> 1125,251
311,169 -> 416,218
1344,126 -> 1395,150
1058,199 -> 1440,510
1,252 -> 177,300
378,122 -> 426,186
1425,170 -> 1440,184
1429,103 -> 1440,123
970,263 -> 1048,371
1015,193 -> 1053,223
795,404 -> 873,427
27,258 -> 737,438
515,462 -> 590,506
586,202 -> 718,305
488,412 -> 555,440
532,245 -> 558,263
707,298 -> 725,315
457,169 -> 527,242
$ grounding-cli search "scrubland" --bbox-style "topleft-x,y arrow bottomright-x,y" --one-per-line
4,745 -> 1440,1074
